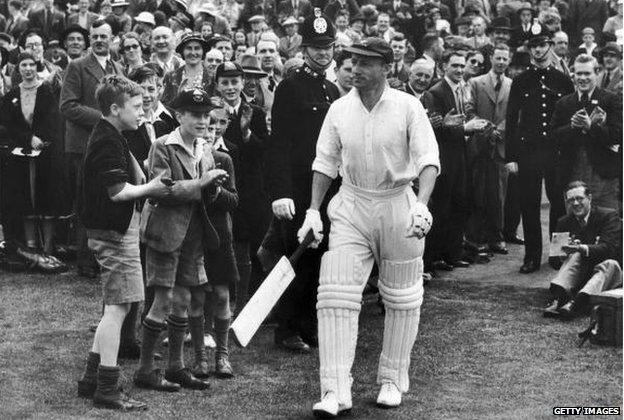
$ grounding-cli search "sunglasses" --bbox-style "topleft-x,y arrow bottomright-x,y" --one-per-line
124,44 -> 140,51
469,59 -> 483,66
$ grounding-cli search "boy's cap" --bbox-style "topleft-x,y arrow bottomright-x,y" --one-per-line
171,88 -> 212,112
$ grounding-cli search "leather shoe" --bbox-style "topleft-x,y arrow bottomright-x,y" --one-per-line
133,369 -> 181,392
543,300 -> 561,318
519,261 -> 539,274
215,356 -> 234,378
165,368 -> 210,390
504,234 -> 524,245
191,360 -> 210,379
77,379 -> 96,398
558,300 -> 576,319
276,335 -> 311,353
93,389 -> 147,411
446,259 -> 470,268
432,260 -> 454,271
376,382 -> 402,408
488,243 -> 508,255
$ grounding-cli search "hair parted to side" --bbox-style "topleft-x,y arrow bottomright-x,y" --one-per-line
95,74 -> 143,115
574,53 -> 599,71
128,64 -> 158,84
565,180 -> 591,196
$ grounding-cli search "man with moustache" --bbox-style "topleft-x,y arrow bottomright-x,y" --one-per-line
266,9 -> 340,353
505,26 -> 574,274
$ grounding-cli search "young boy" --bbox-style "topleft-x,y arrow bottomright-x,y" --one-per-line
77,74 -> 170,410
133,88 -> 228,391
197,107 -> 239,379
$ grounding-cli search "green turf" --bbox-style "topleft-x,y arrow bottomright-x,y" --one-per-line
0,272 -> 621,419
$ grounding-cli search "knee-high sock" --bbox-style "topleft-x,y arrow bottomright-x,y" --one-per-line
317,251 -> 362,406
377,258 -> 424,393
167,314 -> 188,372
189,316 -> 206,363
138,318 -> 165,374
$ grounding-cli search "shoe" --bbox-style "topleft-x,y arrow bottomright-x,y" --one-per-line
488,243 -> 508,255
77,266 -> 98,279
376,382 -> 402,408
93,389 -> 147,411
133,369 -> 181,392
432,260 -> 454,271
504,234 -> 525,245
276,335 -> 311,353
519,261 -> 539,274
422,272 -> 433,285
192,360 -> 210,379
204,334 -> 216,349
543,300 -> 561,318
215,356 -> 234,378
301,334 -> 318,348
118,342 -> 141,360
446,259 -> 470,268
558,300 -> 576,320
77,379 -> 96,398
313,391 -> 339,418
164,368 -> 210,390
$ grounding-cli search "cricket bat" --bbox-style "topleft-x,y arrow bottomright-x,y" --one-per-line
231,230 -> 316,347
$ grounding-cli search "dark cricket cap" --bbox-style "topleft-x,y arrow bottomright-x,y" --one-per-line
344,37 -> 393,63
171,88 -> 212,112
216,61 -> 244,79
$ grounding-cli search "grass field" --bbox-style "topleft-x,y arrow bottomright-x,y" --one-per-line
0,269 -> 621,419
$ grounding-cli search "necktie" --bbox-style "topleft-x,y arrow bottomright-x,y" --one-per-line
145,121 -> 156,143
561,59 -> 569,77
456,85 -> 465,115
581,92 -> 589,108
268,75 -> 276,92
393,63 -> 398,78
494,74 -> 502,92
602,71 -> 611,88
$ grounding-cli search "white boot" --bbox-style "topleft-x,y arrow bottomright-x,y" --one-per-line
313,391 -> 339,418
376,382 -> 402,408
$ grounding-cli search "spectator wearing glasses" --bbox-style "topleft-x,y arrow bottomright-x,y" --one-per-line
10,29 -> 61,89
464,50 -> 485,81
118,31 -> 144,75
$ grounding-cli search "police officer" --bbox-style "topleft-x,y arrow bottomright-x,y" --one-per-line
265,9 -> 340,353
505,25 -> 574,274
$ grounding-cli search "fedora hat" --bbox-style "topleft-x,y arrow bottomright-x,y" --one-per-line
239,54 -> 268,77
516,2 -> 534,14
488,16 -> 512,32
281,16 -> 299,26
60,24 -> 90,48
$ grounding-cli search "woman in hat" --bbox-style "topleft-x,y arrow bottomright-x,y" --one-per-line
110,0 -> 132,34
161,32 -> 213,105
0,52 -> 67,272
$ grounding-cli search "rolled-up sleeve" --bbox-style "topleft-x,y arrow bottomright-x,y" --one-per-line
408,98 -> 440,177
92,140 -> 129,187
312,106 -> 342,179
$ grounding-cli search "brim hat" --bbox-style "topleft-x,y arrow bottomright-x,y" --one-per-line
350,12 -> 365,23
598,42 -> 622,59
60,24 -> 90,48
0,32 -> 12,44
516,2 -> 535,14
111,0 -> 129,7
175,32 -> 209,55
208,35 -> 232,49
174,0 -> 187,10
239,54 -> 268,77
581,27 -> 595,35
300,8 -> 335,47
248,14 -> 266,23
215,61 -> 244,79
171,87 -> 213,112
170,14 -> 191,28
488,16 -> 512,32
281,16 -> 299,26
344,37 -> 393,63
135,11 -> 156,26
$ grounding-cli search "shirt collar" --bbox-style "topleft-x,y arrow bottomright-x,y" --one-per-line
214,136 -> 229,151
352,83 -> 392,109
226,98 -> 242,114
577,87 -> 596,100
444,76 -> 462,91
578,208 -> 591,225
164,127 -> 205,161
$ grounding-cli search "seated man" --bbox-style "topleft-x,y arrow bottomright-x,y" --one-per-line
544,181 -> 623,319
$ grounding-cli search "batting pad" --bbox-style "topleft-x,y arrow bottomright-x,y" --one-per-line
316,251 -> 362,406
377,258 -> 424,393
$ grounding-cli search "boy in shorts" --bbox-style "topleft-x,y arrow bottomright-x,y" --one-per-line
133,88 -> 229,391
77,74 -> 171,410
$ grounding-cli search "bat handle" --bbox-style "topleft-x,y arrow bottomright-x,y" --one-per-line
288,230 -> 316,265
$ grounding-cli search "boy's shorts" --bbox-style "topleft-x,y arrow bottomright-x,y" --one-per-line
204,240 -> 238,286
87,211 -> 144,305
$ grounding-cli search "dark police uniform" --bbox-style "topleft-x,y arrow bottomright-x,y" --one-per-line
505,27 -> 574,269
265,10 -> 340,348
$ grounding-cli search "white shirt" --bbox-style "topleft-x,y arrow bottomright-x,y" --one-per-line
94,53 -> 111,71
164,128 -> 206,178
214,136 -> 229,152
313,86 -> 440,190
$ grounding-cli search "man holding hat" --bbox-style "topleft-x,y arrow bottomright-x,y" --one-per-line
266,9 -> 340,354
296,36 -> 439,416
505,24 -> 574,274
596,42 -> 623,93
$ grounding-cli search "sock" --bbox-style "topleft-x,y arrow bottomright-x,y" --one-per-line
80,352 -> 100,384
95,365 -> 120,396
167,314 -> 188,372
214,317 -> 230,359
203,290 -> 214,334
189,315 -> 207,363
138,318 -> 165,374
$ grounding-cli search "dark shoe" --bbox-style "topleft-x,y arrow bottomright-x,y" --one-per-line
558,300 -> 577,320
78,266 -> 98,279
276,335 -> 311,353
504,234 -> 524,245
165,368 -> 210,390
215,356 -> 234,378
77,379 -> 96,398
118,342 -> 141,360
133,369 -> 181,392
519,261 -> 539,274
488,243 -> 508,255
432,260 -> 454,271
301,334 -> 318,348
543,300 -> 561,318
446,259 -> 470,268
191,360 -> 210,379
93,389 -> 147,411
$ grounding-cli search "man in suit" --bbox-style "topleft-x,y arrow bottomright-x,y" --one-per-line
568,0 -> 609,46
404,58 -> 434,101
28,0 -> 65,41
379,0 -> 412,33
256,38 -> 281,111
245,14 -> 264,47
61,24 -> 89,61
278,16 -> 302,59
509,2 -> 534,50
6,0 -> 29,40
467,44 -> 513,254
466,16 -> 492,49
277,0 -> 313,22
60,20 -> 124,279
66,0 -> 99,29
323,0 -> 359,21
551,31 -> 571,77
543,181 -> 622,318
551,54 -> 622,212
596,42 -> 623,94
149,26 -> 183,75
388,33 -> 410,83
424,50 -> 488,271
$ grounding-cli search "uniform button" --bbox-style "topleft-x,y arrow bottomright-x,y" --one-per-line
541,75 -> 545,80
541,94 -> 546,98
542,103 -> 547,108
542,113 -> 547,117
312,106 -> 317,111
542,122 -> 547,126
325,96 -> 329,100
542,131 -> 547,136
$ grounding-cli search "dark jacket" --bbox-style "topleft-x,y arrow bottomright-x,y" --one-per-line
551,87 -> 622,181
27,8 -> 66,41
323,0 -> 360,20
6,14 -> 29,40
206,149 -> 238,246
554,206 -> 622,266
161,65 -> 214,107
567,0 -> 609,45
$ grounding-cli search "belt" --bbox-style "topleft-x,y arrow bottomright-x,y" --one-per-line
340,182 -> 409,201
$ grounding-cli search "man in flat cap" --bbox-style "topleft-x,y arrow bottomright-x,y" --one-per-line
265,9 -> 340,354
297,37 -> 439,417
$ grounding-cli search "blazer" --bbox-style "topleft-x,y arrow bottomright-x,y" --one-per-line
277,0 -> 313,20
124,105 -> 178,171
140,132 -> 219,253
60,52 -> 124,154
596,67 -> 623,94
468,71 -> 512,161
387,61 -> 410,83
6,14 -> 29,40
554,206 -> 622,265
551,87 -> 622,181
426,78 -> 469,151
568,0 -> 609,45
206,149 -> 238,246
161,65 -> 214,107
28,8 -> 66,41
278,34 -> 302,59
66,11 -> 100,29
